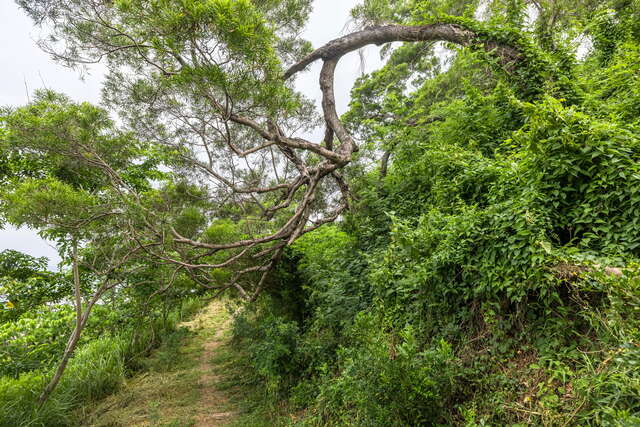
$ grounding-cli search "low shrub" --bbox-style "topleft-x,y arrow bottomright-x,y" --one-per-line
0,336 -> 125,427
232,301 -> 303,394
313,314 -> 459,426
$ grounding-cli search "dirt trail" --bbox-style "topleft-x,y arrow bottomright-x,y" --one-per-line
182,301 -> 237,426
82,301 -> 239,426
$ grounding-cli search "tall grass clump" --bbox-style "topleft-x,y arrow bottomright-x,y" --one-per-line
0,336 -> 126,427
0,296 -> 208,427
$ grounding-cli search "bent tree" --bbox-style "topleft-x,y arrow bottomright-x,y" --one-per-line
13,0 -> 546,301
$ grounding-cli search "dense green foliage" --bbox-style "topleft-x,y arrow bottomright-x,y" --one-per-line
0,250 -> 70,321
3,0 -> 640,425
230,1 -> 640,425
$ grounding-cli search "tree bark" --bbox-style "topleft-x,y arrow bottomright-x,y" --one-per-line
285,23 -> 520,79
72,240 -> 82,326
38,257 -> 102,404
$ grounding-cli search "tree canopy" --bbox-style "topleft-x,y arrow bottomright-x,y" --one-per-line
7,0 -> 575,300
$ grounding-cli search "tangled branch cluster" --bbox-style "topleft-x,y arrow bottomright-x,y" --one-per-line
21,0 -> 521,299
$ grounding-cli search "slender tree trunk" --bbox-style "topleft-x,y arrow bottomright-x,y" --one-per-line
380,150 -> 392,178
38,295 -> 104,403
38,313 -> 86,404
72,240 -> 82,326
39,247 -> 97,404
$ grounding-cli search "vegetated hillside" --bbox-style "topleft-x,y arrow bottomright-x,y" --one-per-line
231,5 -> 640,427
1,0 -> 640,425
0,246 -> 209,426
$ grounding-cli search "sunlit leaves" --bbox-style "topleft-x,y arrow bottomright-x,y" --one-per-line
0,305 -> 74,377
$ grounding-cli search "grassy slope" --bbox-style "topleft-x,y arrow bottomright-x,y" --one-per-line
78,301 -> 243,427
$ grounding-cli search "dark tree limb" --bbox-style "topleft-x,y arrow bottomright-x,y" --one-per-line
284,23 -> 520,79
140,21 -> 525,300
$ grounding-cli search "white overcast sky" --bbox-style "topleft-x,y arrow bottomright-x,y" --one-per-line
0,0 -> 383,270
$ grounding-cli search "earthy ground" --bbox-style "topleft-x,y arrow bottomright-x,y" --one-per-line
79,301 -> 240,427
184,302 -> 236,426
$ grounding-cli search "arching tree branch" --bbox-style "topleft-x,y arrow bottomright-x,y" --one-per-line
284,23 -> 521,79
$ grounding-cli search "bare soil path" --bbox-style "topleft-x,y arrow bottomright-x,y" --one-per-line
182,301 -> 237,426
80,301 -> 239,426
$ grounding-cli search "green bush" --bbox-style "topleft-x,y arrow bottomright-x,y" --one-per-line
0,336 -> 125,427
0,306 -> 74,378
313,314 -> 458,426
233,301 -> 303,393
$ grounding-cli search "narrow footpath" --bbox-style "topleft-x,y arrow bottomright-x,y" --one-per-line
183,302 -> 237,426
81,301 -> 239,426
